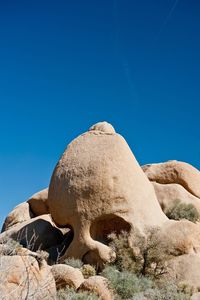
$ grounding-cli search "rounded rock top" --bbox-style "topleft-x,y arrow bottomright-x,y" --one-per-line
88,121 -> 116,134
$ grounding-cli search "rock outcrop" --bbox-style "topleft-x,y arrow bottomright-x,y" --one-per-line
152,182 -> 200,214
157,220 -> 200,256
1,202 -> 34,232
168,253 -> 200,291
1,121 -> 200,298
143,160 -> 200,199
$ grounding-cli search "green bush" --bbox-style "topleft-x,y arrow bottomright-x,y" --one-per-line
131,284 -> 191,300
166,200 -> 200,223
0,238 -> 22,255
101,265 -> 153,299
80,264 -> 96,278
63,257 -> 83,269
101,266 -> 191,300
36,250 -> 49,261
108,230 -> 144,274
57,287 -> 98,300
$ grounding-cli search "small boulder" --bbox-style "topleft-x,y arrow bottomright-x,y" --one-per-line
1,202 -> 34,232
1,187 -> 49,233
78,275 -> 113,300
0,254 -> 56,300
27,188 -> 49,216
51,264 -> 84,289
89,121 -> 116,134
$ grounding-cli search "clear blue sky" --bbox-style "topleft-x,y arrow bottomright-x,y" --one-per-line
0,0 -> 200,225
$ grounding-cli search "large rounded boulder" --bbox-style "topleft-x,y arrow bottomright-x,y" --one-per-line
143,160 -> 200,199
48,122 -> 167,265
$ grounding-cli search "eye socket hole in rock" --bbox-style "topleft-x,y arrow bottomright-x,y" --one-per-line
90,214 -> 131,245
83,215 -> 131,271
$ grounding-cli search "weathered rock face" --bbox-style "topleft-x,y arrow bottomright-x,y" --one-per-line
152,182 -> 200,214
157,220 -> 200,256
27,188 -> 49,216
168,253 -> 200,291
147,220 -> 200,291
48,122 -> 167,265
143,160 -> 200,199
0,255 -> 56,300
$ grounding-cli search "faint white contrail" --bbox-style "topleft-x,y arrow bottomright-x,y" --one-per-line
155,0 -> 180,40
112,0 -> 139,102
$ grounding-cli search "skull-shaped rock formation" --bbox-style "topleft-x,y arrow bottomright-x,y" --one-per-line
48,122 -> 167,266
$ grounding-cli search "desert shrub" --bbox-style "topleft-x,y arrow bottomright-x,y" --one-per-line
101,265 -> 154,299
131,284 -> 191,300
108,228 -> 170,279
178,282 -> 194,296
101,266 -> 191,300
36,249 -> 49,261
139,227 -> 171,278
57,287 -> 98,300
62,259 -> 96,283
63,257 -> 83,269
166,200 -> 200,223
80,264 -> 96,278
0,238 -> 22,255
108,231 -> 143,274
